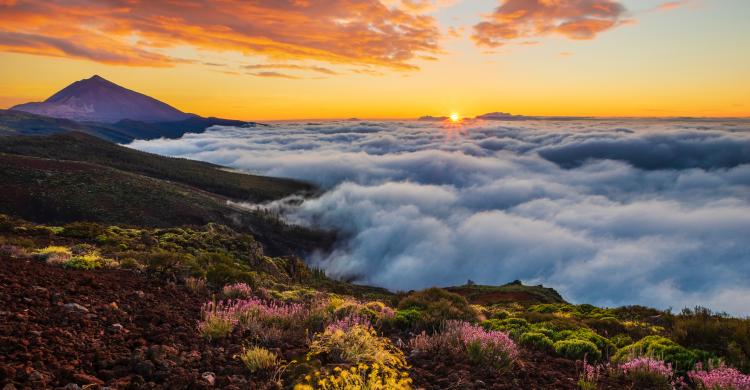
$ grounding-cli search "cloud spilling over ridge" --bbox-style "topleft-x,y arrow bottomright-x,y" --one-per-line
473,0 -> 628,47
0,0 -> 440,69
130,119 -> 750,314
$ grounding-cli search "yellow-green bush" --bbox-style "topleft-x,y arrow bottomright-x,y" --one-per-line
294,364 -> 412,390
519,332 -> 554,351
483,317 -> 531,338
613,335 -> 710,371
397,288 -> 477,330
553,328 -> 616,358
236,346 -> 280,374
34,246 -> 72,265
63,253 -> 104,270
308,324 -> 407,369
553,339 -> 601,360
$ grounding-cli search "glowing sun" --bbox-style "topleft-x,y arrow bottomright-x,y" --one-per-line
450,113 -> 460,122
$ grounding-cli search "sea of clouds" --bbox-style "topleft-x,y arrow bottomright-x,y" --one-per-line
129,118 -> 750,314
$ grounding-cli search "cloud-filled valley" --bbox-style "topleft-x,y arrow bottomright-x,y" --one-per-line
129,119 -> 750,314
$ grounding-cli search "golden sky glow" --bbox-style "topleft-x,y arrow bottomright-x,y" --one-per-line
0,0 -> 748,120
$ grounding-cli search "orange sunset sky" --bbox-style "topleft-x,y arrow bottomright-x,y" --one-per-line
0,0 -> 748,120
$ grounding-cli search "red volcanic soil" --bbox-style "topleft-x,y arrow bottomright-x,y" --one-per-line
409,349 -> 579,389
408,350 -> 632,390
0,257 -> 631,389
0,257 -> 275,389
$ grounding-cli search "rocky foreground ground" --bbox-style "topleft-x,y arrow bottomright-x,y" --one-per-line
1,256 -> 628,390
0,257 -> 267,389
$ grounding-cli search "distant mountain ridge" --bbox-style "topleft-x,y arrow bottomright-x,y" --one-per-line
12,75 -> 192,123
4,75 -> 262,142
0,109 -> 254,143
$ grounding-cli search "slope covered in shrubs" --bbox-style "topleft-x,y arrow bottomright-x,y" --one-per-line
2,215 -> 750,389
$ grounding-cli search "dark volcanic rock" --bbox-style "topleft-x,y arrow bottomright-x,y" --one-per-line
0,257 -> 265,389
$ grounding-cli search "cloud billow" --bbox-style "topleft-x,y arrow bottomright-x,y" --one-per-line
0,0 -> 440,69
473,0 -> 628,47
130,118 -> 750,314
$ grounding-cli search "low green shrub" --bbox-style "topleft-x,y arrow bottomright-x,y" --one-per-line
519,332 -> 554,351
145,251 -> 184,274
63,254 -> 104,270
60,222 -> 105,239
393,308 -> 422,329
236,346 -> 280,374
585,316 -> 626,337
614,335 -> 709,371
119,257 -> 140,270
206,263 -> 257,287
553,339 -> 601,361
553,328 -> 616,358
397,288 -> 477,330
611,334 -> 634,348
482,317 -> 530,338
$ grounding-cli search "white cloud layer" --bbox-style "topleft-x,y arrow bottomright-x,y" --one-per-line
129,118 -> 750,314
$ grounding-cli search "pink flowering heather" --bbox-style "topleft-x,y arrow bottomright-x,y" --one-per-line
221,282 -> 253,298
456,321 -> 518,368
229,297 -> 306,327
409,321 -> 517,369
620,357 -> 674,378
689,364 -> 750,390
326,313 -> 372,332
197,297 -> 307,338
619,357 -> 677,388
198,300 -> 238,339
379,305 -> 396,319
578,359 -> 604,390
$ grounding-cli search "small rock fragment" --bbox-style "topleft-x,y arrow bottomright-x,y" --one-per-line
108,323 -> 125,333
63,303 -> 89,313
73,373 -> 104,385
201,371 -> 216,386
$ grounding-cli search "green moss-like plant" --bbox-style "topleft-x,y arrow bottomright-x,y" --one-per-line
520,332 -> 554,351
397,288 -> 477,330
554,339 -> 601,361
613,335 -> 710,371
63,254 -> 104,270
553,328 -> 616,358
482,317 -> 530,338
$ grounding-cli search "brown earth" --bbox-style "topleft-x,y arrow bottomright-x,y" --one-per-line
0,257 -> 278,390
0,257 -> 637,390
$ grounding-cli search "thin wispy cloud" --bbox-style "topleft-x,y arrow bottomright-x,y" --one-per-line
656,1 -> 691,11
245,64 -> 340,76
249,71 -> 300,79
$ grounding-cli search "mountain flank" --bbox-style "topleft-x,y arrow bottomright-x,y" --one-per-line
6,76 -> 258,142
0,132 -> 328,256
12,75 -> 191,123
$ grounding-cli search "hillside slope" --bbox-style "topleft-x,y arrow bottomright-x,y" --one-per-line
0,109 -> 136,142
0,131 -> 313,202
0,109 -> 256,143
0,153 -> 328,256
446,280 -> 566,306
